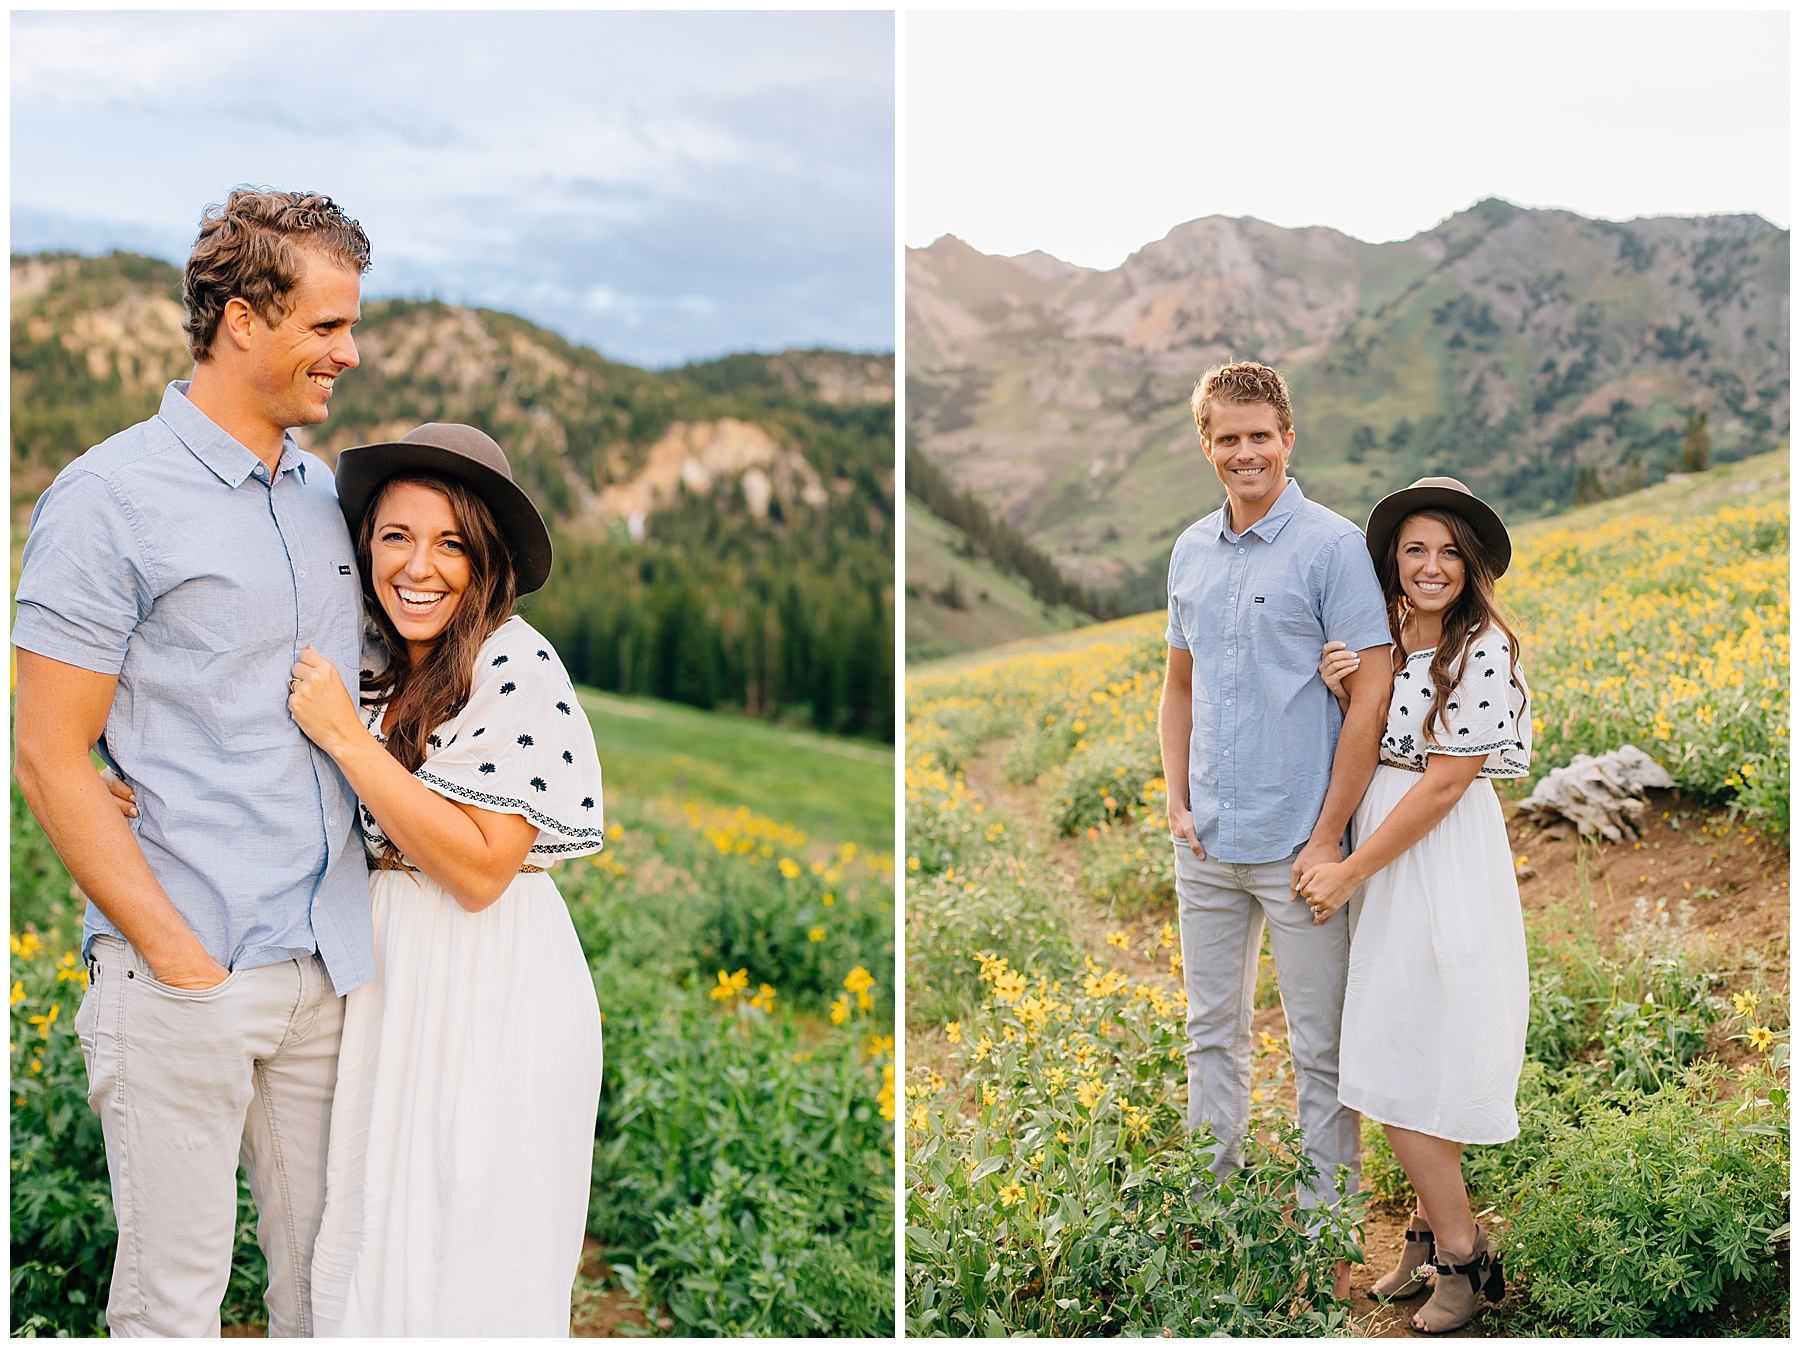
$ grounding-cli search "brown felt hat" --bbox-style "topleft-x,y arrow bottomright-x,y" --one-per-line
1365,476 -> 1512,578
335,423 -> 553,594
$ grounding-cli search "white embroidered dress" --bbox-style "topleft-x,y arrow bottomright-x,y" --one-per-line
311,616 -> 605,1336
1338,625 -> 1532,1144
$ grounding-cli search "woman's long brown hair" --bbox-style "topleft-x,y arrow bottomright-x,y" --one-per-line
356,474 -> 518,773
1377,508 -> 1523,746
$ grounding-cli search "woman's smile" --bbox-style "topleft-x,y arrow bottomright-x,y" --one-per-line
369,481 -> 471,659
1396,515 -> 1465,613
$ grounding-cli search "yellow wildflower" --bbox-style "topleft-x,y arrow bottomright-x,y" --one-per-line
1748,1025 -> 1775,1051
709,968 -> 750,1001
999,1184 -> 1026,1207
982,1082 -> 998,1106
1732,991 -> 1761,1017
1104,930 -> 1130,950
829,996 -> 851,1025
944,1021 -> 962,1044
808,927 -> 826,942
749,984 -> 777,1012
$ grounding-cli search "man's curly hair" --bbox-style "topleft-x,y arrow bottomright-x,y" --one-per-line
1190,361 -> 1294,440
182,189 -> 371,361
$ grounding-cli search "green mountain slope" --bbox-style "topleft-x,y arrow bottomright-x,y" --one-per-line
904,497 -> 1089,664
11,251 -> 895,738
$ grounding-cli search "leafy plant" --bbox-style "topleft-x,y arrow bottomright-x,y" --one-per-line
1504,1063 -> 1789,1336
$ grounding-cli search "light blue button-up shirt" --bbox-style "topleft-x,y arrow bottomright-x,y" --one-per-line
1165,478 -> 1391,865
13,381 -> 375,994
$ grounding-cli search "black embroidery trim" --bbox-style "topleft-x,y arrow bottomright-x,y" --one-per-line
415,769 -> 606,840
517,734 -> 533,746
562,750 -> 573,763
473,728 -> 485,737
500,681 -> 517,695
492,655 -> 509,665
557,701 -> 572,715
479,763 -> 496,774
530,776 -> 548,792
537,649 -> 551,660
581,797 -> 595,808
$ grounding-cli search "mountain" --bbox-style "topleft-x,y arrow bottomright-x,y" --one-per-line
11,251 -> 895,739
907,201 -> 1788,602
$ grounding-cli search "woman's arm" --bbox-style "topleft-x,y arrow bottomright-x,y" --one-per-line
1295,749 -> 1487,922
288,647 -> 538,912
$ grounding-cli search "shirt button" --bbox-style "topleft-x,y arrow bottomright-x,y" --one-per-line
1225,698 -> 1233,706
297,569 -> 307,579
1222,749 -> 1230,756
1222,801 -> 1231,809
1238,547 -> 1245,554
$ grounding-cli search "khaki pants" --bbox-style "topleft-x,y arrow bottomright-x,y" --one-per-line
75,935 -> 345,1337
1172,845 -> 1361,1210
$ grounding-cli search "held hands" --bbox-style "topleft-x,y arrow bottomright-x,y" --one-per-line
288,647 -> 364,756
1319,641 -> 1359,707
1296,858 -> 1361,925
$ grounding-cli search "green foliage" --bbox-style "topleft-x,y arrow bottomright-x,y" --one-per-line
1077,812 -> 1176,920
906,964 -> 1359,1337
602,1008 -> 893,1336
12,781 -> 894,1338
1504,1064 -> 1789,1336
562,798 -> 895,1336
905,863 -> 1079,1030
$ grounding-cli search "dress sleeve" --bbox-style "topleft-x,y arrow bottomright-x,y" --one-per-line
414,622 -> 606,861
1429,628 -> 1531,777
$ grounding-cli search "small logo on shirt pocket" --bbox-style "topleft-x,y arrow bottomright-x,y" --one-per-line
1254,596 -> 1265,603
339,565 -> 352,575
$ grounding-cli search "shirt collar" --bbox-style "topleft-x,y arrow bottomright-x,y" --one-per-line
158,381 -> 306,488
1213,476 -> 1305,544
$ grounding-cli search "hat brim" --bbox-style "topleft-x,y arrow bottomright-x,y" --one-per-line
335,441 -> 554,594
1365,485 -> 1511,578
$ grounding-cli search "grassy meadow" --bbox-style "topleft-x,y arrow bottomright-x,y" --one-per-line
903,453 -> 1789,1336
11,686 -> 896,1337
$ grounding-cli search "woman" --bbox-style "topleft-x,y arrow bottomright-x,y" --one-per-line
1300,477 -> 1529,1335
292,423 -> 605,1334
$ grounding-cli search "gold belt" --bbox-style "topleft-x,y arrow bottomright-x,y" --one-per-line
1380,758 -> 1426,775
368,854 -> 546,874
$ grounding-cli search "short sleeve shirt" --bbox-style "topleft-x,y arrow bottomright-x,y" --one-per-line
1383,626 -> 1532,778
1164,478 -> 1392,864
358,616 -> 606,866
11,382 -> 375,994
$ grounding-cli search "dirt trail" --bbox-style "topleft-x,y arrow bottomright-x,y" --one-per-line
952,741 -> 1788,1339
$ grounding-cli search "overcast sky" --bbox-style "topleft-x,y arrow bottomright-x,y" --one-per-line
907,9 -> 1789,268
12,10 -> 894,369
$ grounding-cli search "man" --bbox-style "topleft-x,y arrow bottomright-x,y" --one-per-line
1157,361 -> 1392,1251
13,189 -> 374,1337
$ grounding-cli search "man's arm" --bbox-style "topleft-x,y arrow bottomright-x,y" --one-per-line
1158,645 -> 1204,858
13,649 -> 228,988
1290,646 -> 1392,895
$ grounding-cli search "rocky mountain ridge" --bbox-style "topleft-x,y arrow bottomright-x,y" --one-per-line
907,200 -> 1788,595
